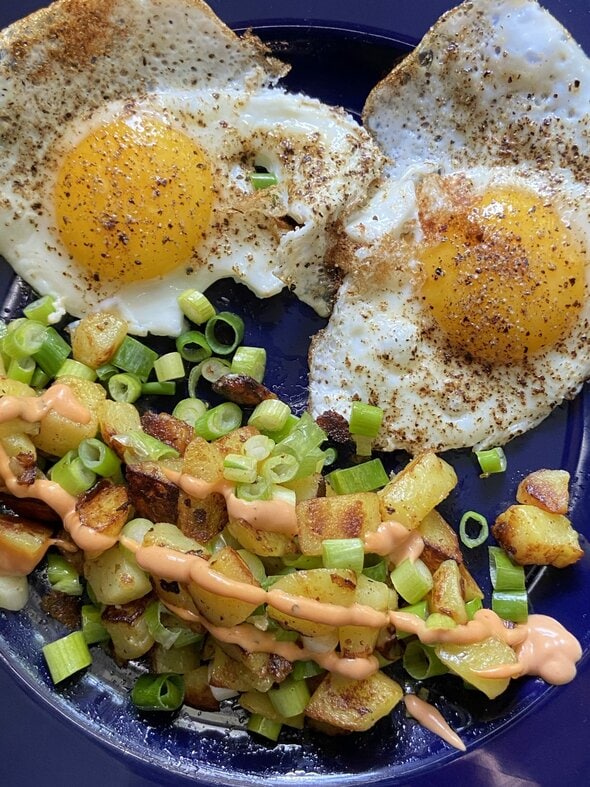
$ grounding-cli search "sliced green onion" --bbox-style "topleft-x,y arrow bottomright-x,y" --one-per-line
120,518 -> 154,549
111,336 -> 157,381
270,484 -> 297,506
108,372 -> 142,403
322,538 -> 365,573
276,412 -> 325,457
349,401 -> 383,438
273,627 -> 300,642
175,331 -> 212,363
426,612 -> 457,629
290,660 -> 325,682
154,351 -> 185,382
326,458 -> 389,495
23,295 -> 57,325
476,446 -> 507,476
55,358 -> 97,381
173,397 -> 208,426
49,450 -> 96,496
201,357 -> 232,383
46,553 -> 83,596
363,558 -> 388,583
260,452 -> 299,484
323,446 -> 338,467
489,546 -> 526,591
131,673 -> 185,711
32,327 -> 71,377
81,604 -> 110,644
42,631 -> 92,684
264,413 -> 300,442
31,366 -> 50,389
78,438 -> 121,477
247,713 -> 282,741
141,381 -> 176,396
268,677 -> 310,718
396,599 -> 430,639
282,554 -> 323,570
223,453 -> 258,484
403,640 -> 448,680
7,355 -> 35,385
249,399 -> 290,432
250,171 -> 278,190
114,430 -> 179,463
145,601 -> 203,649
194,402 -> 242,440
465,597 -> 483,621
353,434 -> 374,457
492,590 -> 528,623
236,476 -> 272,502
390,558 -> 433,605
95,363 -> 118,382
204,311 -> 244,355
231,346 -> 267,383
3,320 -> 48,359
178,289 -> 216,325
459,511 -> 489,548
244,434 -> 275,461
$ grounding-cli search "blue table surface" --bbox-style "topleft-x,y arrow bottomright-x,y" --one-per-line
1,2 -> 590,786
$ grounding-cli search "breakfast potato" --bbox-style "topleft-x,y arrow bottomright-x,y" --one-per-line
0,431 -> 37,462
152,576 -> 201,618
284,472 -> 326,502
177,489 -> 227,545
429,559 -> 468,624
239,690 -> 304,729
208,645 -> 274,693
76,479 -> 130,540
339,575 -> 392,658
0,514 -> 53,577
378,453 -> 458,529
141,410 -> 194,456
33,376 -> 106,457
435,636 -> 517,699
516,469 -> 570,514
227,516 -> 297,557
184,665 -> 220,711
126,461 -> 179,524
458,564 -> 484,601
267,568 -> 356,638
418,509 -> 463,570
101,597 -> 154,661
0,378 -> 39,439
297,492 -> 381,555
492,504 -> 583,568
189,546 -> 260,627
84,543 -> 152,605
150,642 -> 202,675
214,426 -> 260,456
99,400 -> 142,457
71,311 -> 128,369
143,522 -> 208,555
305,671 -> 404,732
183,436 -> 224,482
217,642 -> 292,685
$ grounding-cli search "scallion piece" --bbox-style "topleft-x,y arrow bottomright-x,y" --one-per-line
459,510 -> 489,548
178,289 -> 216,325
46,553 -> 83,596
3,320 -> 48,359
141,381 -> 176,396
264,413 -> 300,443
489,546 -> 526,591
95,363 -> 118,382
244,434 -> 275,461
49,450 -> 96,496
194,402 -> 242,440
268,677 -> 310,718
492,590 -> 529,623
78,438 -> 121,477
114,430 -> 179,463
465,597 -> 483,620
153,351 -> 185,382
223,453 -> 258,484
363,558 -> 388,583
111,336 -> 158,381
200,357 -> 232,383
204,311 -> 245,355
173,397 -> 208,426
476,446 -> 507,476
321,538 -> 365,573
390,558 -> 433,604
270,484 -> 297,506
396,599 -> 429,639
175,330 -> 212,363
349,401 -> 383,438
247,713 -> 282,741
326,458 -> 389,494
7,355 -> 35,385
31,366 -> 50,389
81,604 -> 110,645
55,358 -> 97,381
131,673 -> 185,711
231,346 -> 267,383
282,554 -> 323,570
250,171 -> 278,190
426,612 -> 457,629
260,452 -> 298,484
23,295 -> 57,325
290,660 -> 325,682
236,476 -> 272,502
145,601 -> 202,649
108,372 -> 142,403
323,446 -> 338,467
32,327 -> 71,377
249,399 -> 290,432
403,639 -> 448,680
42,631 -> 92,684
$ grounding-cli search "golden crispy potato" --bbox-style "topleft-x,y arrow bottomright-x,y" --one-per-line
99,400 -> 142,457
126,461 -> 179,524
71,311 -> 127,369
492,504 -> 583,568
429,559 -> 467,624
516,469 -> 570,515
0,514 -> 53,576
418,509 -> 463,571
184,665 -> 220,711
297,492 -> 381,555
435,636 -> 517,699
141,410 -> 194,456
189,546 -> 259,627
458,563 -> 484,601
208,645 -> 274,693
227,517 -> 297,557
177,489 -> 227,544
84,543 -> 152,605
214,426 -> 260,456
76,480 -> 129,539
339,575 -> 392,658
101,597 -> 154,661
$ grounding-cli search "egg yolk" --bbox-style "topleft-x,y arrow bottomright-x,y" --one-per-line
420,187 -> 586,364
54,115 -> 213,284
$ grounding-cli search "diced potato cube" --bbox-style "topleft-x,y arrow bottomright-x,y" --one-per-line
0,377 -> 38,439
71,311 -> 127,369
141,411 -> 193,456
152,575 -> 201,618
101,597 -> 154,660
378,453 -> 457,529
305,671 -> 403,732
183,436 -> 224,482
214,426 -> 260,456
84,542 -> 152,605
429,559 -> 467,624
76,480 -> 129,539
418,509 -> 463,571
339,575 -> 391,658
208,645 -> 274,693
492,504 -> 583,568
516,469 -> 570,515
0,515 -> 52,576
227,517 -> 297,557
125,461 -> 179,524
458,563 -> 484,601
239,690 -> 304,728
435,636 -> 517,699
297,492 -> 381,555
177,489 -> 227,544
150,642 -> 202,674
184,665 -> 220,711
99,400 -> 142,457
284,472 -> 326,502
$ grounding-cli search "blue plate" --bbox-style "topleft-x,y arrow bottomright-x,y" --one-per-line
1,2 -> 589,786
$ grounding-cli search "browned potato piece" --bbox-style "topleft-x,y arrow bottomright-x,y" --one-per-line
215,426 -> 260,456
76,480 -> 130,540
284,473 -> 326,502
183,436 -> 224,482
208,645 -> 274,693
0,514 -> 53,576
126,461 -> 179,524
85,543 -> 152,605
339,575 -> 391,658
141,411 -> 193,456
239,690 -> 304,728
435,636 -> 517,699
492,505 -> 583,568
217,642 -> 292,686
297,493 -> 381,555
418,509 -> 463,571
305,671 -> 403,732
458,564 -> 484,601
150,642 -> 201,674
184,665 -> 220,711
429,559 -> 467,624
516,469 -> 570,515
71,312 -> 127,369
227,517 -> 297,557
177,436 -> 228,543
378,453 -> 458,529
152,576 -> 201,618
0,379 -> 38,439
101,597 -> 154,661
99,400 -> 142,457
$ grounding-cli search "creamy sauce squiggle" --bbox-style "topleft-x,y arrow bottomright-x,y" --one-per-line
404,694 -> 466,751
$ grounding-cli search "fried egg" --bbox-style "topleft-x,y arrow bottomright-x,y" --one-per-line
0,0 -> 382,336
308,0 -> 590,454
